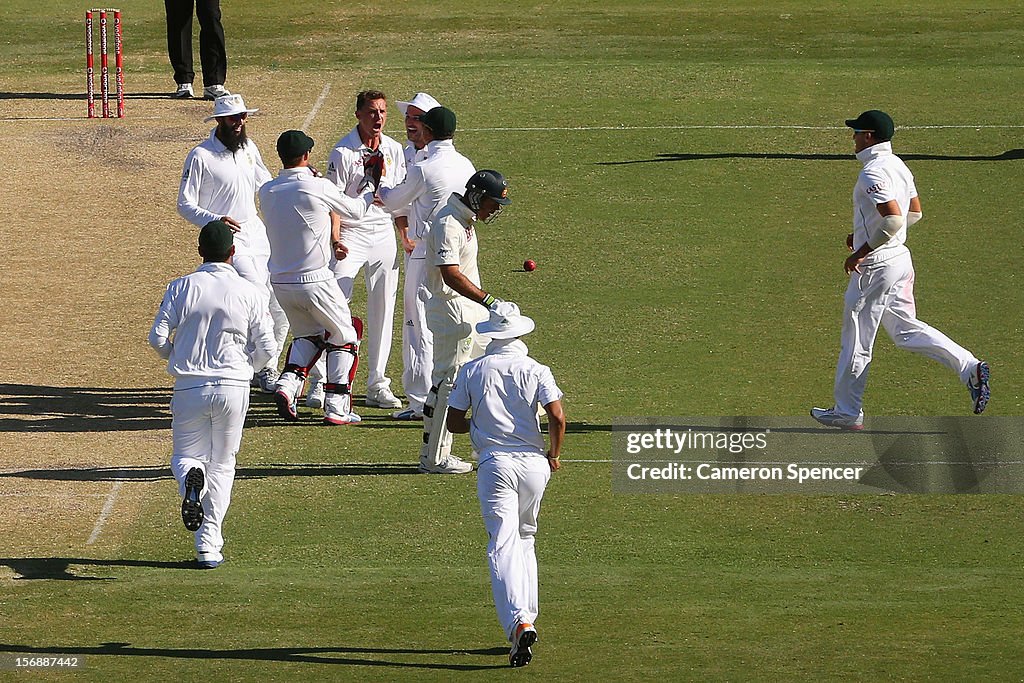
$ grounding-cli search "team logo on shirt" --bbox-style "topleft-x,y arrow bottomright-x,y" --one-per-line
865,182 -> 887,195
437,247 -> 452,258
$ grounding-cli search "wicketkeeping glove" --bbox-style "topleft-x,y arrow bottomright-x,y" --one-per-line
358,150 -> 385,192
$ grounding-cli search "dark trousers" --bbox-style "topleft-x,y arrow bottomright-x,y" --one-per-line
165,0 -> 226,87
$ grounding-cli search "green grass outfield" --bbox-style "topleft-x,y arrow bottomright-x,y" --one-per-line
2,0 -> 1023,679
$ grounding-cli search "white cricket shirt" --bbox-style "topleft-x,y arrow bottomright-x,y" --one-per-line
259,167 -> 370,284
852,141 -> 918,265
325,128 -> 406,235
426,193 -> 480,300
449,338 -> 563,461
149,262 -> 276,390
377,139 -> 475,258
178,130 -> 274,256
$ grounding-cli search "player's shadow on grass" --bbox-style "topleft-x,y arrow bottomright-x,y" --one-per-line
599,149 -> 1024,164
0,384 -> 170,433
566,421 -> 612,433
0,557 -> 195,581
0,642 -> 508,671
0,462 -> 420,483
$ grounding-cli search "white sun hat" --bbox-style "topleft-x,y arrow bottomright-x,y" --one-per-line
204,94 -> 259,122
396,92 -> 441,116
476,310 -> 536,339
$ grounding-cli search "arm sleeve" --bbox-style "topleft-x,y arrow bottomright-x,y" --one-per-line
177,152 -> 220,227
377,162 -> 424,212
860,168 -> 896,204
427,219 -> 462,267
252,145 -> 273,190
536,365 -> 564,407
326,147 -> 347,189
448,365 -> 471,411
321,180 -> 369,222
147,285 -> 179,360
246,295 -> 277,371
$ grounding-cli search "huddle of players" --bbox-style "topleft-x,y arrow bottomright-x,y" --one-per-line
175,89 -> 518,475
162,90 -> 559,667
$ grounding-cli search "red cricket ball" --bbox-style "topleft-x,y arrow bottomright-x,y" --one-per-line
523,259 -> 537,272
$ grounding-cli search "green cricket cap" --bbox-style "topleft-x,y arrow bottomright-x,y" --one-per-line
418,106 -> 457,138
276,129 -> 315,159
845,110 -> 895,141
199,220 -> 234,257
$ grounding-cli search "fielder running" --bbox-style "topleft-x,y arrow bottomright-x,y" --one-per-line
812,109 -> 990,430
149,220 -> 276,569
177,93 -> 289,393
259,130 -> 372,425
447,308 -> 566,668
376,104 -> 476,421
418,168 -> 517,474
305,89 -> 407,411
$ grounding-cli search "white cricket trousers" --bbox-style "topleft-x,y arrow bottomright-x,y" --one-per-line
478,454 -> 551,641
232,252 -> 288,371
421,297 -> 487,463
169,383 -> 250,562
402,256 -> 433,413
834,249 -> 979,418
308,229 -> 400,394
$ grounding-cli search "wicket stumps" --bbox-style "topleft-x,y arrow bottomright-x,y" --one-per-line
85,9 -> 124,118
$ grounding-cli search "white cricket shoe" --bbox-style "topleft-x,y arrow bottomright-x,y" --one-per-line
305,381 -> 325,409
969,360 -> 991,414
172,83 -> 194,99
323,409 -> 362,426
509,623 -> 537,668
366,386 -> 403,409
418,454 -> 473,474
392,407 -> 423,421
254,366 -> 280,394
203,84 -> 230,100
324,393 -> 360,426
274,372 -> 303,422
810,407 -> 864,431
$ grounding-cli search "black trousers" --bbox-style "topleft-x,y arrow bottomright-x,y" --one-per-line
165,0 -> 226,87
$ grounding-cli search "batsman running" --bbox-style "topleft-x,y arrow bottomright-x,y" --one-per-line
419,169 -> 516,474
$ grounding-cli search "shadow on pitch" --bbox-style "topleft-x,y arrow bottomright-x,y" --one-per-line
0,462 -> 420,483
0,384 -> 171,433
0,385 -> 417,433
599,149 -> 1024,165
0,642 -> 508,671
0,91 -> 179,101
0,557 -> 196,581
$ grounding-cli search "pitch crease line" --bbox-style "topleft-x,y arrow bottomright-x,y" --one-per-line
86,480 -> 122,545
461,124 -> 1024,132
301,83 -> 332,132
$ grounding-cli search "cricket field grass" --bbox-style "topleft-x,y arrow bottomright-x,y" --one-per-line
0,1 -> 1022,680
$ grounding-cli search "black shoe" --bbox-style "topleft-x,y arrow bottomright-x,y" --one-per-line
181,467 -> 204,531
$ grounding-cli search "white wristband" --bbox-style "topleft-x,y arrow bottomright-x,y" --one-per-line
907,211 -> 922,227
